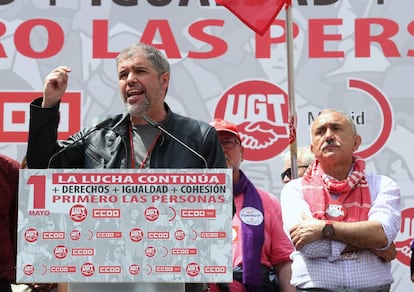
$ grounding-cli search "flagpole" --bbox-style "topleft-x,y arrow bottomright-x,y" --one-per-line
285,2 -> 298,179
215,0 -> 299,177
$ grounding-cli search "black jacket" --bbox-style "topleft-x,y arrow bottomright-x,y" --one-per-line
27,98 -> 226,170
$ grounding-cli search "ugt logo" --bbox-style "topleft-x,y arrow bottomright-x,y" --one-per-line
214,80 -> 290,161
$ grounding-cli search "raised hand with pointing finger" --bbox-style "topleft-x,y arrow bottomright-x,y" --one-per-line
42,66 -> 71,108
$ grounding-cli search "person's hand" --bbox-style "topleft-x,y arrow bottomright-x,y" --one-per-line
289,213 -> 324,250
370,242 -> 397,262
42,66 -> 71,108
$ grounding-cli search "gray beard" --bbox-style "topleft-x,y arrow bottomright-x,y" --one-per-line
126,99 -> 150,118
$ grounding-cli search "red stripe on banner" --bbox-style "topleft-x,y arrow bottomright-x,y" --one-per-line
0,91 -> 81,143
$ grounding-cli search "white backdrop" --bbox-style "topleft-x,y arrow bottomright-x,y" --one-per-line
0,0 -> 413,290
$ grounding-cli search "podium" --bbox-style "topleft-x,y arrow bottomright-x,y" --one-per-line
17,169 -> 232,289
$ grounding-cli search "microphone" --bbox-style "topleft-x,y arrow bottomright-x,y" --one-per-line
47,117 -> 114,168
144,116 -> 236,219
142,115 -> 208,168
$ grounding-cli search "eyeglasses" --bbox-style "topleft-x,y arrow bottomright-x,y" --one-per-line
280,165 -> 309,180
220,138 -> 240,150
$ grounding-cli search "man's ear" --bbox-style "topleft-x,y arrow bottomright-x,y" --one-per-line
353,134 -> 362,151
161,72 -> 169,93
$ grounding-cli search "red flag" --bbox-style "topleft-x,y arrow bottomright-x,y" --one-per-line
216,0 -> 290,35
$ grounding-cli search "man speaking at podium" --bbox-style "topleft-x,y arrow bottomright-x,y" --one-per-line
27,42 -> 225,170
26,43 -> 226,292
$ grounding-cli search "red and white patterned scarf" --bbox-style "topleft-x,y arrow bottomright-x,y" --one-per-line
302,156 -> 371,222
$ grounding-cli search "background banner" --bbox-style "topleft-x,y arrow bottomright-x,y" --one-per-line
1,0 -> 413,289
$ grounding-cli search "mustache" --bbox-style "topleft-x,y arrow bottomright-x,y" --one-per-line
322,140 -> 339,148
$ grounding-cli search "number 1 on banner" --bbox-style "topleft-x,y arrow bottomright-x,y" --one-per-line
27,175 -> 46,209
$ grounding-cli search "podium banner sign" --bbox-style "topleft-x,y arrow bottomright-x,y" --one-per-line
17,168 -> 233,283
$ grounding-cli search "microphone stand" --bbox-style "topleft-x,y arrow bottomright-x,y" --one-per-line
47,118 -> 113,168
142,116 -> 208,169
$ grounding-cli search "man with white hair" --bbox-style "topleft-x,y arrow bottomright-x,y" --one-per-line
281,146 -> 314,184
281,109 -> 400,291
